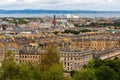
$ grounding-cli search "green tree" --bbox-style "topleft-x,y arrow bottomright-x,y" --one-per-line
42,71 -> 51,80
18,63 -> 33,80
74,68 -> 97,80
53,31 -> 59,35
0,49 -> 67,80
0,51 -> 19,80
70,70 -> 78,78
63,76 -> 71,80
93,59 -> 104,68
95,66 -> 118,80
86,59 -> 95,69
32,65 -> 42,80
103,60 -> 115,70
49,64 -> 64,80
41,47 -> 60,71
112,59 -> 120,79
40,47 -> 65,80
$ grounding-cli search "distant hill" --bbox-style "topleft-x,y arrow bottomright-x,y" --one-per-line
0,10 -> 120,14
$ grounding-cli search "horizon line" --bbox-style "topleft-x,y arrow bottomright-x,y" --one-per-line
0,9 -> 120,12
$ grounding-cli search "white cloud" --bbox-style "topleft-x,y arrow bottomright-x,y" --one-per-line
0,0 -> 119,11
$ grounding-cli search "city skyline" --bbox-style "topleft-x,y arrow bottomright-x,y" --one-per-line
0,0 -> 120,11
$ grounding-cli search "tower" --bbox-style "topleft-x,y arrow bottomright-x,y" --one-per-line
53,15 -> 56,27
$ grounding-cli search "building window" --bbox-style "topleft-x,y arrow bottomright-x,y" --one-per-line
64,62 -> 66,65
25,56 -> 27,58
68,67 -> 69,71
71,67 -> 72,70
36,56 -> 37,58
64,57 -> 66,60
68,63 -> 69,66
75,58 -> 77,60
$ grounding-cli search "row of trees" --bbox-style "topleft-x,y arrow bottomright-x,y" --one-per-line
71,58 -> 120,80
74,22 -> 120,28
0,49 -> 70,80
63,29 -> 92,35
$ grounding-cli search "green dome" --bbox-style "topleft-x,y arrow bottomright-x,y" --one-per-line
109,30 -> 117,33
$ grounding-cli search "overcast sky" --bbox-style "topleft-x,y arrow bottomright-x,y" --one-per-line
0,0 -> 120,11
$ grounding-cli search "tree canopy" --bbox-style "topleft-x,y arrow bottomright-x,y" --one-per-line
73,58 -> 120,80
0,49 -> 68,80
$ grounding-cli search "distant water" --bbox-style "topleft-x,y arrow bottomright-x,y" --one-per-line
0,13 -> 120,18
